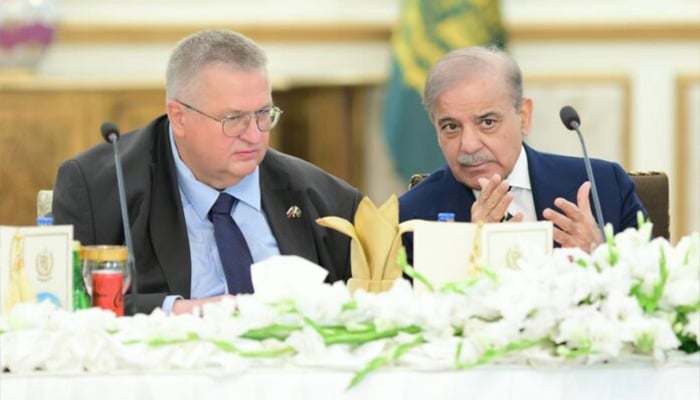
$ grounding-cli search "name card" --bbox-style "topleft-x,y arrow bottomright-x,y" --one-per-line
0,225 -> 73,313
412,221 -> 552,292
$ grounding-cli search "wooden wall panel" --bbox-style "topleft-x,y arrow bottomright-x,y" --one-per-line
0,84 -> 367,226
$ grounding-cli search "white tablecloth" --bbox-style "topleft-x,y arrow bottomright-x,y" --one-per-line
2,365 -> 698,400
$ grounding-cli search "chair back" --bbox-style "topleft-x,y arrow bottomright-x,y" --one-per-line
628,171 -> 669,239
407,171 -> 670,239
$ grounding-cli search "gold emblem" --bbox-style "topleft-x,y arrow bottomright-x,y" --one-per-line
35,248 -> 53,282
506,246 -> 523,269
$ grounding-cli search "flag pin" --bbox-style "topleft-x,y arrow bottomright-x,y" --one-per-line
286,205 -> 302,219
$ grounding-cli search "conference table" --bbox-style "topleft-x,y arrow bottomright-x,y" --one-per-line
2,363 -> 698,400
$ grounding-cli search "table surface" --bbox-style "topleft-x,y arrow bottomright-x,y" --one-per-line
2,364 -> 698,400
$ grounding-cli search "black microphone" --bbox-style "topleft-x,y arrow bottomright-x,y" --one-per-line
559,106 -> 605,235
100,122 -> 138,301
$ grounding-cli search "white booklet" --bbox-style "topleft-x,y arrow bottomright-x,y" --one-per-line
0,225 -> 73,313
412,221 -> 553,292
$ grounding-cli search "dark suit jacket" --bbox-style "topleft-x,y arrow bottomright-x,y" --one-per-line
53,115 -> 362,314
399,143 -> 648,263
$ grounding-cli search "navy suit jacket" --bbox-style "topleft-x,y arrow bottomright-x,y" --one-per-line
53,115 -> 362,314
399,144 -> 647,263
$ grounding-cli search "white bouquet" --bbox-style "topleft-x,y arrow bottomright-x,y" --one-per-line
1,218 -> 698,389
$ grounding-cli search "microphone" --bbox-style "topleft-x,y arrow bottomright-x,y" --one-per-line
100,122 -> 138,300
559,106 -> 605,235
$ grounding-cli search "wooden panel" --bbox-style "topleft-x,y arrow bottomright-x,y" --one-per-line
55,22 -> 700,44
0,84 -> 367,226
523,75 -> 631,169
675,75 -> 700,240
275,87 -> 366,187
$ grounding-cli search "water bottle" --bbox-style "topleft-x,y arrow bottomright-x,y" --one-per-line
36,216 -> 53,225
437,212 -> 455,222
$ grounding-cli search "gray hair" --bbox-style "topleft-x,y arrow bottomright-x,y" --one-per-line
423,46 -> 523,117
165,29 -> 267,101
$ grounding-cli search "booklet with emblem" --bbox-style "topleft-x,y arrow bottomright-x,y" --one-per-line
412,220 -> 552,292
0,225 -> 73,313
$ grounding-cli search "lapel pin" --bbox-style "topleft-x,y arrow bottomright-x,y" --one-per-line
286,205 -> 302,219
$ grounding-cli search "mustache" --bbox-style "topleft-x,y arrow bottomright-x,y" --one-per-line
457,153 -> 496,166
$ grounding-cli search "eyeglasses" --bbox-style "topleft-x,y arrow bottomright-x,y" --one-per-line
175,100 -> 283,138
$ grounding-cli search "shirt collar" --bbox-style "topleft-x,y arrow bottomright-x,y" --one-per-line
472,144 -> 530,199
507,145 -> 531,191
168,124 -> 262,220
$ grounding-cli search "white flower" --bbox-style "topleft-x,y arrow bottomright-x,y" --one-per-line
1,227 -> 698,384
555,305 -> 627,360
629,316 -> 681,360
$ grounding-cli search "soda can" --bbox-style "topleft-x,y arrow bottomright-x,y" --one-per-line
91,270 -> 124,316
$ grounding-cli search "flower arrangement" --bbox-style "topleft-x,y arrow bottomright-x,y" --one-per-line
1,219 -> 698,389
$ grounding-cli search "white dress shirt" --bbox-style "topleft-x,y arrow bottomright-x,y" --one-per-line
472,145 -> 537,221
162,126 -> 280,312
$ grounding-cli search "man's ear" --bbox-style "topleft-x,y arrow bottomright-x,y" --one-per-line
519,97 -> 533,137
166,100 -> 185,136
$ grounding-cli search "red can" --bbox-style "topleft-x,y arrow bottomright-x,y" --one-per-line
92,270 -> 124,316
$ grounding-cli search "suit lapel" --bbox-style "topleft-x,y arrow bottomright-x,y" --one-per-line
525,145 -> 552,220
260,153 -> 318,263
148,124 -> 192,298
525,144 -> 579,220
263,188 -> 318,262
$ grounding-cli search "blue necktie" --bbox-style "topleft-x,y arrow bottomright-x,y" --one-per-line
209,193 -> 254,294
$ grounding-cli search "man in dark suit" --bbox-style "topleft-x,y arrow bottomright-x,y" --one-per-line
400,46 -> 646,262
53,30 -> 361,315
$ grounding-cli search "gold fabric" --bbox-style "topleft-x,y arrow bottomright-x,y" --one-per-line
3,232 -> 37,313
317,196 -> 413,293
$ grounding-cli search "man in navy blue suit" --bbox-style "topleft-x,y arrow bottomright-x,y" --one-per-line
399,46 -> 647,260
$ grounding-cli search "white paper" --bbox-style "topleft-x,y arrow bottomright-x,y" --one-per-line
250,255 -> 329,302
0,225 -> 73,313
481,222 -> 553,269
412,221 -> 553,291
413,221 -> 477,292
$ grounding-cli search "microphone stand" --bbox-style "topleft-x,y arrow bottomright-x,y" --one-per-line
569,121 -> 606,236
106,131 -> 138,315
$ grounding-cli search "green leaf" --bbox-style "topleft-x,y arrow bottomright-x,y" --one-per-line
323,325 -> 422,346
341,301 -> 358,311
347,334 -> 426,390
605,224 -> 619,266
242,324 -> 301,341
347,355 -> 387,390
398,247 -> 434,292
456,339 -> 548,369
672,306 -> 700,354
210,339 -> 295,358
630,247 -> 669,313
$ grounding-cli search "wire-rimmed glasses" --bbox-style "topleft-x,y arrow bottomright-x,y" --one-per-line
175,100 -> 283,138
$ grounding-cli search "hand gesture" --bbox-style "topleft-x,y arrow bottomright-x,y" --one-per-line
471,174 -> 524,223
542,181 -> 603,252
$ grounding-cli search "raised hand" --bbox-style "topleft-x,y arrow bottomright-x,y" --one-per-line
542,181 -> 603,252
471,174 -> 524,223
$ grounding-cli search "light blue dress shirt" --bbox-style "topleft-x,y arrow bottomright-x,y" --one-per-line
162,126 -> 280,312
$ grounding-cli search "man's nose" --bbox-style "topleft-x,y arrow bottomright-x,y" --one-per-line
459,126 -> 482,153
238,114 -> 262,142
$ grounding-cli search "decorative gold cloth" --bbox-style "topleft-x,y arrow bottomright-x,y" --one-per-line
3,232 -> 37,313
317,196 -> 414,293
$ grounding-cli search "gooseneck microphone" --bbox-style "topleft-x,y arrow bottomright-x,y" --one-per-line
559,106 -> 605,235
100,122 -> 138,298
